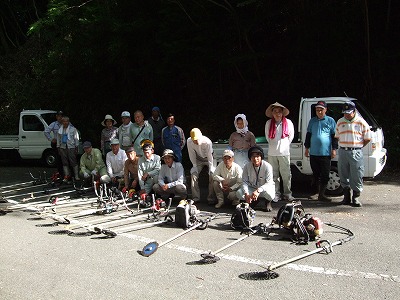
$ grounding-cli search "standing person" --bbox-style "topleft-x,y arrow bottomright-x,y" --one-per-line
100,114 -> 118,158
265,102 -> 295,201
130,110 -> 153,157
56,116 -> 80,183
147,106 -> 165,156
80,141 -> 110,184
187,128 -> 215,204
335,101 -> 371,207
153,149 -> 187,200
304,100 -> 338,202
106,139 -> 127,189
44,110 -> 65,179
228,114 -> 256,168
161,113 -> 186,162
137,140 -> 161,195
122,147 -> 140,193
236,146 -> 275,211
118,111 -> 133,150
212,149 -> 242,208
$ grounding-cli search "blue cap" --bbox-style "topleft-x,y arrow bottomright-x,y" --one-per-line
342,101 -> 356,114
82,141 -> 92,148
152,106 -> 160,112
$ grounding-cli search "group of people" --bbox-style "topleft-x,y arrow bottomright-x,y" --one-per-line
44,99 -> 371,210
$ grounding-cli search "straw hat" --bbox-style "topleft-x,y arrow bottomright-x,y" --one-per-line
101,114 -> 117,126
265,102 -> 290,118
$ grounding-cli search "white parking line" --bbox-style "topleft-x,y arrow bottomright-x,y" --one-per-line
121,232 -> 400,283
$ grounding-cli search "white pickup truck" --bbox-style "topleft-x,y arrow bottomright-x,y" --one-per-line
0,110 -> 60,167
213,97 -> 387,195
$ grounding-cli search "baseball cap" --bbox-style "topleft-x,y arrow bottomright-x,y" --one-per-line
121,111 -> 130,118
342,101 -> 356,114
125,147 -> 135,153
110,139 -> 119,145
315,101 -> 327,109
162,149 -> 175,158
223,149 -> 234,158
82,141 -> 92,148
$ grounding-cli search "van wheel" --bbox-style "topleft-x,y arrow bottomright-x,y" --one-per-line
326,166 -> 343,195
43,150 -> 57,168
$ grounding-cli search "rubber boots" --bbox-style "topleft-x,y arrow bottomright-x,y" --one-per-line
73,165 -> 80,181
63,166 -> 70,183
318,185 -> 332,202
340,187 -> 351,205
215,197 -> 224,209
352,191 -> 362,207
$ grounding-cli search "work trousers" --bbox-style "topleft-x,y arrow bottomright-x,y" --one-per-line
268,155 -> 292,197
190,161 -> 214,203
338,148 -> 364,193
310,155 -> 331,187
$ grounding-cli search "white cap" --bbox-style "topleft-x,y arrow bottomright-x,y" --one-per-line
223,149 -> 234,158
121,111 -> 130,117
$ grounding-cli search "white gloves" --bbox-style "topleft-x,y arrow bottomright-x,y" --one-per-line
91,170 -> 98,176
83,172 -> 90,178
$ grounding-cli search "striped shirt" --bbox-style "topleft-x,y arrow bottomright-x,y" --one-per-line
335,114 -> 371,148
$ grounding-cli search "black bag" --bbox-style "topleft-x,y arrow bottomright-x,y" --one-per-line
230,202 -> 256,230
175,200 -> 199,228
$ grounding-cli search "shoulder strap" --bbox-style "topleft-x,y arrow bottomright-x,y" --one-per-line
132,124 -> 146,145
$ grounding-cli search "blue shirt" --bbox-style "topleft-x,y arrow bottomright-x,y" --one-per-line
306,116 -> 336,156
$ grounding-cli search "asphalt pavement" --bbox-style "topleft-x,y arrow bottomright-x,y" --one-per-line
0,162 -> 399,300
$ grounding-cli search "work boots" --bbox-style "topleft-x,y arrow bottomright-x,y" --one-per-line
215,197 -> 224,209
352,191 -> 362,207
318,185 -> 332,202
340,187 -> 351,205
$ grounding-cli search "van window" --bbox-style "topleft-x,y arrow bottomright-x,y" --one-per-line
41,113 -> 56,127
22,115 -> 45,131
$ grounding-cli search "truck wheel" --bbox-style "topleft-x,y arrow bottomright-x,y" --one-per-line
42,150 -> 57,168
326,166 -> 343,195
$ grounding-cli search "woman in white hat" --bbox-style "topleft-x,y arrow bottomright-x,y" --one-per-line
100,114 -> 118,158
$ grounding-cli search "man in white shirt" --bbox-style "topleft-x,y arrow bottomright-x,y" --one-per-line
265,102 -> 295,201
106,139 -> 127,189
187,128 -> 215,204
212,149 -> 242,208
153,149 -> 187,200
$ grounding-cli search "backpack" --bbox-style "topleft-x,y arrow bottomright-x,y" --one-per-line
230,202 -> 256,230
175,200 -> 199,228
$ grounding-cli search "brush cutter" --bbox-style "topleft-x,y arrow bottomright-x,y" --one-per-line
100,196 -> 174,237
199,223 -> 269,264
140,213 -> 218,257
239,223 -> 354,280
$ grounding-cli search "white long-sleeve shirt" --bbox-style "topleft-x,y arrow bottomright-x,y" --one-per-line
242,160 -> 274,195
187,136 -> 214,172
106,148 -> 127,178
212,161 -> 243,191
158,162 -> 185,188
265,118 -> 294,156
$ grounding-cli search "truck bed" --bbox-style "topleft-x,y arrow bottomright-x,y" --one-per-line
0,136 -> 19,149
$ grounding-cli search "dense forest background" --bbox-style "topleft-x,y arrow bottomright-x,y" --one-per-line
0,0 -> 399,169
